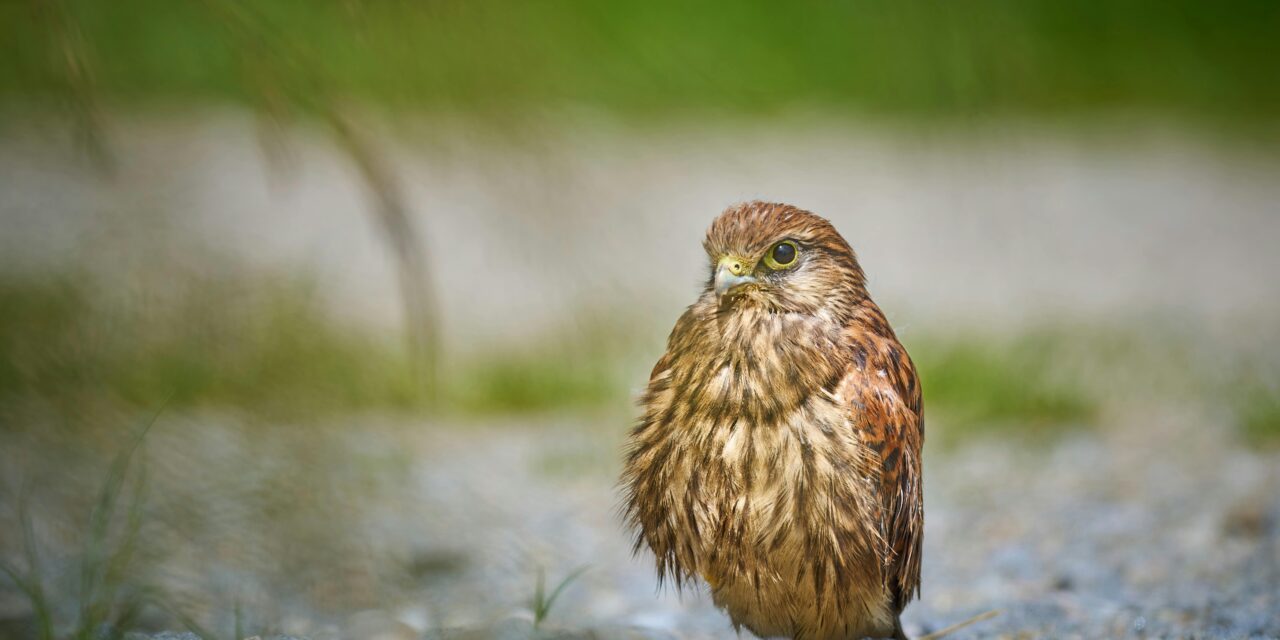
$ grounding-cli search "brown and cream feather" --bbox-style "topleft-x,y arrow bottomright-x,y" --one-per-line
621,202 -> 924,640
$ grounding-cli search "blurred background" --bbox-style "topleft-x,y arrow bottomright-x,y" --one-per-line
1,1 -> 1278,639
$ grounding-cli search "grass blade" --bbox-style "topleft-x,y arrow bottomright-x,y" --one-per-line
148,596 -> 222,640
19,489 -> 56,640
0,560 -> 54,640
77,400 -> 168,638
532,565 -> 589,627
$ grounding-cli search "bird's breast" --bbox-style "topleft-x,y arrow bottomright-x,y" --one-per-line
684,309 -> 846,420
624,306 -> 885,611
663,391 -> 891,639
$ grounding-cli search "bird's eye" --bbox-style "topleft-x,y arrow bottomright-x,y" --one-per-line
764,241 -> 799,269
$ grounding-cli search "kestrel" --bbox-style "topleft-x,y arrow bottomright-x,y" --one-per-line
621,202 -> 924,640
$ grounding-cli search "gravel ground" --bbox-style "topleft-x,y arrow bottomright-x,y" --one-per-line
390,415 -> 1280,640
89,407 -> 1280,640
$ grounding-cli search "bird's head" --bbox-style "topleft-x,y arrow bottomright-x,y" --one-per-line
702,201 -> 868,316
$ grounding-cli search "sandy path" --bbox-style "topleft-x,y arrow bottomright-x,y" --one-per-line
2,113 -> 1278,349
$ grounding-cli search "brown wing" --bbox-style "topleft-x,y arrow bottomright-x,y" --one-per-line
842,336 -> 924,612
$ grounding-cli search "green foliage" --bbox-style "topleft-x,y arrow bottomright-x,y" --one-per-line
912,331 -> 1099,442
1237,387 -> 1280,447
0,275 -> 632,421
0,274 -> 423,419
1,0 -> 1277,125
10,274 -> 1265,444
448,350 -> 624,416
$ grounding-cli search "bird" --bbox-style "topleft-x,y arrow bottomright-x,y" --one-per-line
620,201 -> 924,640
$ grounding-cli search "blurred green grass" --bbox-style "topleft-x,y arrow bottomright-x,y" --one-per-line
911,332 -> 1099,444
0,273 -> 1105,431
1237,386 -> 1280,446
0,274 -> 630,421
2,0 -> 1277,125
0,275 -> 423,416
4,273 -> 1275,446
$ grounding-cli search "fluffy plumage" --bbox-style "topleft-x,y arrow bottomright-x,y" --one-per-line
621,202 -> 924,640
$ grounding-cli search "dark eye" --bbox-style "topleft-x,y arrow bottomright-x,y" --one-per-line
766,241 -> 798,268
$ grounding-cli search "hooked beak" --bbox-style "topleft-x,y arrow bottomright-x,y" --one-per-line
714,255 -> 756,297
